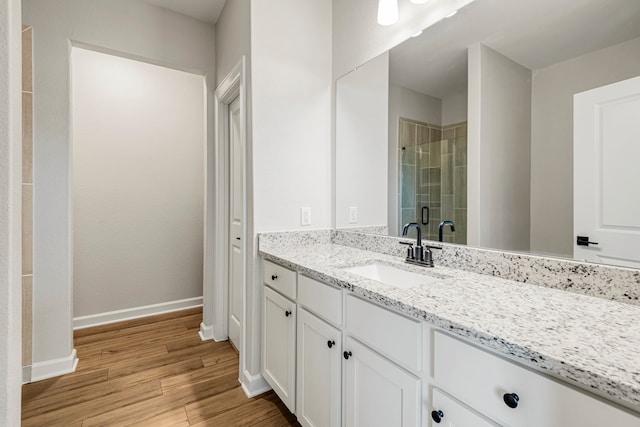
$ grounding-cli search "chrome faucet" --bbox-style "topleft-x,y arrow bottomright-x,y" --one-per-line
438,220 -> 455,242
401,222 -> 441,267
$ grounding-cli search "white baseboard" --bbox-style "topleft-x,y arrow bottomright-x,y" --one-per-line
213,322 -> 228,342
73,297 -> 203,330
30,349 -> 78,382
199,322 -> 215,341
22,365 -> 32,384
240,369 -> 271,398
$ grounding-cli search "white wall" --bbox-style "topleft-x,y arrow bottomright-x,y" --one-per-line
249,0 -> 332,385
216,0 -> 251,87
333,0 -> 475,79
336,52 -> 389,229
468,43 -> 531,252
530,36 -> 640,257
0,0 -> 23,423
71,47 -> 204,319
442,90 -> 468,126
388,84 -> 442,235
23,0 -> 214,371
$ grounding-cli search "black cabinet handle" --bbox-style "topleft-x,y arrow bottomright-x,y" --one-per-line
327,340 -> 335,349
343,351 -> 352,360
503,393 -> 519,409
431,410 -> 444,423
271,274 -> 278,280
285,310 -> 291,317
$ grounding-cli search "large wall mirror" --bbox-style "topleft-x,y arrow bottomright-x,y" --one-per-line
335,0 -> 640,268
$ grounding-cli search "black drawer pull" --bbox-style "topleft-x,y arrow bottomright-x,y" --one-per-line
503,393 -> 519,409
327,340 -> 335,349
431,410 -> 444,423
271,274 -> 278,280
343,351 -> 352,360
285,310 -> 292,317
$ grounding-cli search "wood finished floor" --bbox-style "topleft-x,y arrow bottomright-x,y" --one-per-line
22,307 -> 300,426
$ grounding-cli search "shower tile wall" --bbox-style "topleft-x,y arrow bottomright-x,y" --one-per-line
399,118 -> 467,245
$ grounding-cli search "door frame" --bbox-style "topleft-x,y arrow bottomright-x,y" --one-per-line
202,56 -> 247,350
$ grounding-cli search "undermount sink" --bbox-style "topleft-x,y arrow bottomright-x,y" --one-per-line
342,262 -> 445,289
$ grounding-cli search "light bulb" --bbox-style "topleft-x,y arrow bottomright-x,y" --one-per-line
409,0 -> 430,3
377,0 -> 399,26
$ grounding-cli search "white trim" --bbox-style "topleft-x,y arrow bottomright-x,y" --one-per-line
30,349 -> 79,382
213,322 -> 228,342
22,366 -> 32,385
240,369 -> 271,398
199,322 -> 214,341
210,57 -> 248,375
73,297 -> 203,330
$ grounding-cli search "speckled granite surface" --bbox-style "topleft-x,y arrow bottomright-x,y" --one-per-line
258,234 -> 640,411
333,230 -> 640,305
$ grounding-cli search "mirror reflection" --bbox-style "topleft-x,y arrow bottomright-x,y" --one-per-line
335,0 -> 640,268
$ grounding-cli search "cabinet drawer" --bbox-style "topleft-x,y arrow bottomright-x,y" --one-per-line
298,275 -> 342,326
434,331 -> 640,427
346,294 -> 422,373
263,259 -> 297,299
431,388 -> 497,427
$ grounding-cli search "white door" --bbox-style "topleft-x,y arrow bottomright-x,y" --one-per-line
263,286 -> 296,413
574,75 -> 640,268
228,96 -> 243,351
297,308 -> 342,427
344,337 -> 420,427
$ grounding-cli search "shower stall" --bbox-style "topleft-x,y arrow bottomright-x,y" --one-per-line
398,118 -> 467,244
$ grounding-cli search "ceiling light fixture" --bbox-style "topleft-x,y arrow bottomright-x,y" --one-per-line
377,0 -> 399,26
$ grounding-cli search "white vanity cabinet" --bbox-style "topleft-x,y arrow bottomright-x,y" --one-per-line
262,269 -> 297,412
261,257 -> 639,427
344,336 -> 421,427
296,274 -> 343,427
296,307 -> 342,427
433,331 -> 640,427
344,294 -> 423,427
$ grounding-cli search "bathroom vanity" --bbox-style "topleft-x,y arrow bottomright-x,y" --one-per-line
259,231 -> 640,427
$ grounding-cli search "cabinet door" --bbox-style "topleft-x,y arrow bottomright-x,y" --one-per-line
297,308 -> 342,427
430,388 -> 497,427
344,337 -> 421,427
263,286 -> 296,412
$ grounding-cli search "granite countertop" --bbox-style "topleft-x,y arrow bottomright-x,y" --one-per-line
259,242 -> 640,411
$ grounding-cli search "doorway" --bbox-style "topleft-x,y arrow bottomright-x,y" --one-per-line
71,47 -> 206,326
209,57 -> 249,389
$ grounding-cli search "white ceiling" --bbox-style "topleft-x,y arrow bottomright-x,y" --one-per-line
144,0 -> 227,24
390,0 -> 640,99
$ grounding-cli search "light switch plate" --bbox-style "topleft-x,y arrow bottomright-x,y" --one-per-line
300,207 -> 311,226
349,207 -> 358,224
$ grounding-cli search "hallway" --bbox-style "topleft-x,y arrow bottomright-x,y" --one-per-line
22,307 -> 299,426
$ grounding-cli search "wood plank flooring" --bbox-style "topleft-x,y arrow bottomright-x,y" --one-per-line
22,307 -> 300,426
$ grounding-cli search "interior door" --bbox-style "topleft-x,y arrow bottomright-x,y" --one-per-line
228,96 -> 243,351
574,75 -> 640,268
